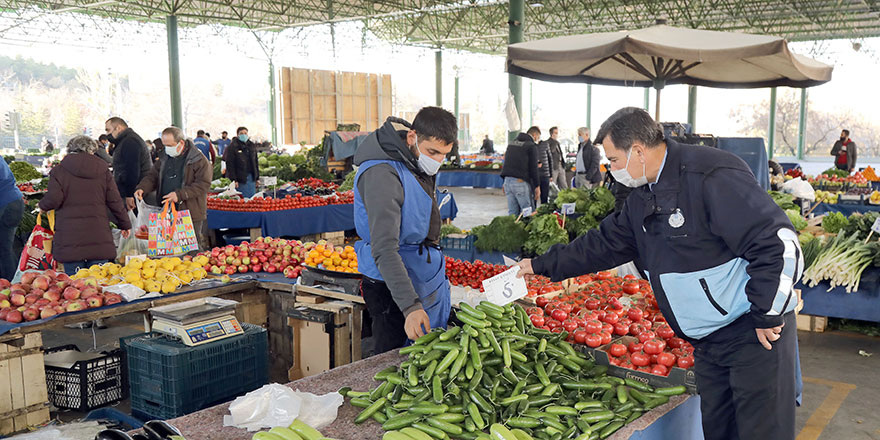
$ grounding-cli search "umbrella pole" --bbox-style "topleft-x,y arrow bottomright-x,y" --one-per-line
654,88 -> 661,121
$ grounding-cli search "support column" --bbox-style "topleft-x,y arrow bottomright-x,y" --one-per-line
268,61 -> 278,147
529,81 -> 534,127
454,75 -> 460,140
586,84 -> 592,131
643,88 -> 650,111
166,15 -> 183,128
435,50 -> 442,107
687,85 -> 697,131
768,87 -> 777,159
797,88 -> 807,160
508,0 -> 524,142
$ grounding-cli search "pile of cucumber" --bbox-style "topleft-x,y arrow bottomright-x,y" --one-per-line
343,302 -> 686,440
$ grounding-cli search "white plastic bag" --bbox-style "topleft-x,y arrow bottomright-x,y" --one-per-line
116,210 -> 148,262
505,91 -> 521,132
222,384 -> 343,432
102,283 -> 148,301
290,389 -> 344,430
782,177 -> 816,202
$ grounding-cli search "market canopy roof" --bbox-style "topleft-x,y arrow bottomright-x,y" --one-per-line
506,25 -> 835,89
1,0 -> 879,53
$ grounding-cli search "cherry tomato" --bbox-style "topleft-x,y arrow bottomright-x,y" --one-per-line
585,333 -> 603,348
609,343 -> 628,357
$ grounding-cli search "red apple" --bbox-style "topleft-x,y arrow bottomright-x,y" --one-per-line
63,287 -> 81,300
20,272 -> 38,286
224,266 -> 236,275
237,265 -> 248,273
0,307 -> 10,319
66,301 -> 85,312
56,273 -> 71,283
44,286 -> 62,301
22,308 -> 39,321
32,276 -> 50,291
0,279 -> 10,289
5,309 -> 22,323
82,278 -> 98,288
25,294 -> 39,304
43,269 -> 58,280
86,296 -> 103,308
0,299 -> 9,309
54,305 -> 65,315
10,292 -> 26,306
72,279 -> 87,290
80,287 -> 99,300
104,294 -> 122,305
40,308 -> 57,319
35,298 -> 50,307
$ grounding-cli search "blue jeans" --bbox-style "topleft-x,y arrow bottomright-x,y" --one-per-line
503,177 -> 534,216
239,174 -> 256,198
0,199 -> 24,280
63,259 -> 109,276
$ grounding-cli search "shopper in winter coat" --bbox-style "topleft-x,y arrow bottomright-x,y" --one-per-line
575,127 -> 603,189
222,126 -> 259,198
38,136 -> 131,276
353,108 -> 457,353
516,107 -> 801,440
547,127 -> 568,189
500,127 -> 541,215
536,138 -> 552,204
105,117 -> 152,210
830,129 -> 857,172
0,159 -> 24,280
135,127 -> 212,251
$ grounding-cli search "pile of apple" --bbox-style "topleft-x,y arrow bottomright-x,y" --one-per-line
0,270 -> 123,323
200,237 -> 310,279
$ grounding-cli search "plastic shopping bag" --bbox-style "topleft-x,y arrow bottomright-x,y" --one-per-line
505,91 -> 521,132
18,210 -> 56,272
147,201 -> 199,257
116,210 -> 149,262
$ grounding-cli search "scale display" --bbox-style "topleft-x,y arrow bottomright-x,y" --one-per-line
149,297 -> 243,346
153,316 -> 243,346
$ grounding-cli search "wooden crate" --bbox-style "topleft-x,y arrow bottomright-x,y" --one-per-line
0,333 -> 50,435
287,301 -> 352,380
301,231 -> 346,246
796,314 -> 827,332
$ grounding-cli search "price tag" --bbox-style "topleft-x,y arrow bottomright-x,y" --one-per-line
561,203 -> 576,215
872,217 -> 880,234
482,266 -> 528,306
520,207 -> 533,217
260,176 -> 277,186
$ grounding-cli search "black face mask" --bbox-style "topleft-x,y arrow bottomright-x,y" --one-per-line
841,136 -> 847,141
106,134 -> 115,143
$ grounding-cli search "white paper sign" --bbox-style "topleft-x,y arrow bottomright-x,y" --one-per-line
502,255 -> 518,267
561,203 -> 576,215
872,217 -> 880,234
482,266 -> 528,306
260,176 -> 278,186
521,207 -> 533,217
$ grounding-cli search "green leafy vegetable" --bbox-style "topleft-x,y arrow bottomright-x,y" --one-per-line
821,167 -> 851,179
803,231 -> 878,292
9,161 -> 42,182
821,212 -> 849,234
473,216 -> 528,254
339,170 -> 356,191
564,213 -> 599,238
785,209 -> 807,231
440,223 -> 462,238
841,212 -> 880,241
767,191 -> 797,211
524,214 -> 569,255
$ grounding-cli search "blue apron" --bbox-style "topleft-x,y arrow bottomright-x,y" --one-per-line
353,159 -> 451,331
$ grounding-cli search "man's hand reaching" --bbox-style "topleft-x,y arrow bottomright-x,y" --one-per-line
756,323 -> 784,350
404,308 -> 431,340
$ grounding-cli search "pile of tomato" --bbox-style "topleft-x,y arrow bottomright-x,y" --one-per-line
525,272 -> 695,376
207,191 -> 354,212
293,178 -> 338,190
445,257 -> 507,291
16,183 -> 37,192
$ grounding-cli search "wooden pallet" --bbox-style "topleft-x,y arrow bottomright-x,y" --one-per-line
0,333 -> 50,435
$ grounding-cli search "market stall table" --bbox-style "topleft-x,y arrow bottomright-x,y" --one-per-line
158,350 -> 703,440
810,203 -> 880,217
437,169 -> 503,188
797,267 -> 880,323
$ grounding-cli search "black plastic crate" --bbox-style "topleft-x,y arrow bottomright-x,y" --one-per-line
44,345 -> 127,411
121,323 -> 268,421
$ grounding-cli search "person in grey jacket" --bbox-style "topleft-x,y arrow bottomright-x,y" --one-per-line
548,127 -> 568,189
575,127 -> 603,189
353,107 -> 457,354
830,129 -> 856,172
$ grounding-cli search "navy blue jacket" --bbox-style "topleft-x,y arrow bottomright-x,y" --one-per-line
533,140 -> 803,342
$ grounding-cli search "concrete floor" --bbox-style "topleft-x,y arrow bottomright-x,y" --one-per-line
36,186 -> 880,439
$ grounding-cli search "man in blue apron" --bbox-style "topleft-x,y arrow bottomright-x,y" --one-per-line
517,107 -> 802,440
353,107 -> 457,353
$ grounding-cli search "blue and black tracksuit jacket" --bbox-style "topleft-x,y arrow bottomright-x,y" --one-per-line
533,140 -> 803,343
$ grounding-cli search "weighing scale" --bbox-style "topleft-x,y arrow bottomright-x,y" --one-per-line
150,298 -> 244,346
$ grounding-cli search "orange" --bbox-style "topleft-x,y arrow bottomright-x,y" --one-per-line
315,245 -> 325,252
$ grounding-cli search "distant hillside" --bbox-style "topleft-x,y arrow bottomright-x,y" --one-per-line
0,55 -> 79,88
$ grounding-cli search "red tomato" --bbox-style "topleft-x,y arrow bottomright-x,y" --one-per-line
603,312 -> 620,325
527,307 -> 543,316
563,320 -> 579,333
584,298 -> 600,310
622,282 -> 640,295
629,323 -> 647,336
609,343 -> 628,357
599,331 -> 612,345
546,319 -> 562,329
613,322 -> 630,336
585,333 -> 603,348
656,352 -> 677,367
627,308 -> 644,322
631,351 -> 650,367
677,355 -> 695,369
551,327 -> 564,333
559,303 -> 574,313
656,324 -> 676,340
637,331 -> 657,344
550,309 -> 568,322
529,314 -> 545,327
628,342 -> 644,353
651,364 -> 669,376
643,338 -> 666,355
602,323 -> 614,334
584,319 -> 603,334
667,337 -> 685,349
573,330 -> 588,344
596,271 -> 613,280
535,296 -> 550,308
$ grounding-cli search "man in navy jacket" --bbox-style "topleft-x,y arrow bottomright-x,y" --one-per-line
517,107 -> 802,440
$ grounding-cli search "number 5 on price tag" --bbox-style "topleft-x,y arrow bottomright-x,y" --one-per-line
482,266 -> 528,306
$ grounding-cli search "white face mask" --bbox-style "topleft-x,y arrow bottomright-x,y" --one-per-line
610,148 -> 648,188
412,134 -> 443,176
165,144 -> 182,157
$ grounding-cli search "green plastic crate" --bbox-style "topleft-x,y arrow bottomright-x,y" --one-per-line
121,323 -> 267,420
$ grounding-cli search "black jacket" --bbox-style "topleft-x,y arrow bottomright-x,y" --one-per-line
536,141 -> 552,179
223,138 -> 259,184
480,138 -> 494,155
830,139 -> 857,170
579,140 -> 603,184
534,140 -> 802,343
354,117 -> 441,316
110,128 -> 152,198
501,133 -> 540,189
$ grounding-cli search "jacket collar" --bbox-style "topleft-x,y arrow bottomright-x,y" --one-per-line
634,140 -> 682,200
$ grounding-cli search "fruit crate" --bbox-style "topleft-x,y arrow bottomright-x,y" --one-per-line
121,323 -> 268,421
0,333 -> 50,436
575,336 -> 698,394
44,345 -> 127,411
440,234 -> 475,262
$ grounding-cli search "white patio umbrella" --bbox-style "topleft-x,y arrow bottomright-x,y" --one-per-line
506,24 -> 833,120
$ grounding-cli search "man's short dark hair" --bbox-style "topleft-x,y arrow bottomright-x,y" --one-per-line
222,131 -> 228,135
594,107 -> 664,152
106,117 -> 128,128
98,134 -> 110,142
197,130 -> 205,136
549,126 -> 558,135
412,106 -> 457,145
163,126 -> 186,144
236,126 -> 248,134
842,129 -> 850,137
526,126 -> 541,136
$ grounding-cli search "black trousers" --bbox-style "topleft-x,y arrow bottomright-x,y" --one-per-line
694,312 -> 797,440
835,163 -> 849,171
539,176 -> 550,204
360,277 -> 408,354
